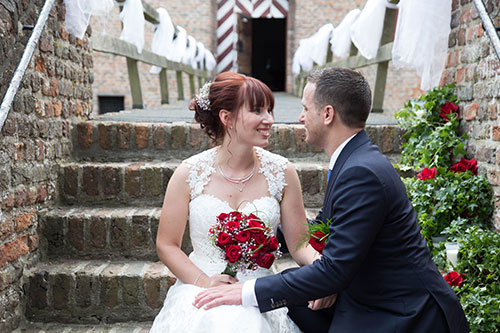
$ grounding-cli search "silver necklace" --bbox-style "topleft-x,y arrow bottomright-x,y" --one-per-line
218,160 -> 256,192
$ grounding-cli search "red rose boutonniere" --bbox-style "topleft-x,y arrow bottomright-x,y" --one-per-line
210,210 -> 281,277
303,219 -> 332,255
416,167 -> 437,180
444,271 -> 464,287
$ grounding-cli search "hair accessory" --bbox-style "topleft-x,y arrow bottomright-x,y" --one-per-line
195,81 -> 212,111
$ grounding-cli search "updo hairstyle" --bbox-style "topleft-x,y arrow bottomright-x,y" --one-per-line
190,72 -> 274,141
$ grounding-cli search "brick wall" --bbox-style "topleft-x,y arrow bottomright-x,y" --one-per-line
441,0 -> 500,231
0,0 -> 93,330
90,0 -> 215,112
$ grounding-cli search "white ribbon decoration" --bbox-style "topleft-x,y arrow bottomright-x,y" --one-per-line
182,35 -> 198,68
150,8 -> 175,74
64,0 -> 114,39
169,25 -> 187,62
392,0 -> 452,90
330,9 -> 360,59
194,42 -> 207,70
350,0 -> 396,59
119,0 -> 145,53
205,50 -> 217,71
309,24 -> 335,66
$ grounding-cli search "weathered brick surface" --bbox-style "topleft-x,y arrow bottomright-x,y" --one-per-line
40,207 -> 175,260
0,0 -> 93,327
72,121 -> 402,162
25,260 -> 176,323
59,161 -> 330,207
441,0 -> 500,231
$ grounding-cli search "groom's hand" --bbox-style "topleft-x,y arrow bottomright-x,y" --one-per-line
308,293 -> 337,310
193,284 -> 243,310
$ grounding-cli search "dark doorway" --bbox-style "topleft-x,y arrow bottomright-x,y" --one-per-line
251,18 -> 286,91
98,95 -> 124,114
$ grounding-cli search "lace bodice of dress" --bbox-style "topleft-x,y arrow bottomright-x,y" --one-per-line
184,147 -> 288,280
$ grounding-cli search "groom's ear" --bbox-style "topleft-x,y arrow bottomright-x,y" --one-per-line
322,105 -> 335,126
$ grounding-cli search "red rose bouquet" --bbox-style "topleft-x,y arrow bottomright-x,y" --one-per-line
210,210 -> 281,277
305,219 -> 332,254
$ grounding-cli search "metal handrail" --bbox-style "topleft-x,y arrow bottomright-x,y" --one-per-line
472,0 -> 500,60
0,0 -> 56,131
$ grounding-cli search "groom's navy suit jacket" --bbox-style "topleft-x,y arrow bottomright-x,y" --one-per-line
256,130 -> 469,332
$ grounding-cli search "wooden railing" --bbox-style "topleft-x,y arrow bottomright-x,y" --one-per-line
293,1 -> 398,113
92,0 -> 214,109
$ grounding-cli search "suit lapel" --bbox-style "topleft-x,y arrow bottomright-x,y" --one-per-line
323,130 -> 370,216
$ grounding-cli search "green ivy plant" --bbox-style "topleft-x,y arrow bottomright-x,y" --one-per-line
403,169 -> 493,243
451,226 -> 500,332
395,84 -> 499,332
395,84 -> 466,171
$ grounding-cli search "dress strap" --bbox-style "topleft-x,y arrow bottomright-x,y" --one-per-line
185,147 -> 218,199
255,147 -> 288,201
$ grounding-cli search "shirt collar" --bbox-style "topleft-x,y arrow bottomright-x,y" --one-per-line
328,133 -> 358,170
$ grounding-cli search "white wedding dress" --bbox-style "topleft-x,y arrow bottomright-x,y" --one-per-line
150,147 -> 301,333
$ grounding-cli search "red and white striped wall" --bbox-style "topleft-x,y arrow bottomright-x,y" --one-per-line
216,0 -> 288,73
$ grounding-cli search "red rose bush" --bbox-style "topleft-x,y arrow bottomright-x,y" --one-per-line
210,211 -> 281,277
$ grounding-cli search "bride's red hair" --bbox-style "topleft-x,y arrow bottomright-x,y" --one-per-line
191,72 -> 274,141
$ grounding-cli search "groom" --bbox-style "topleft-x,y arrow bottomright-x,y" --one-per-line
194,67 -> 469,332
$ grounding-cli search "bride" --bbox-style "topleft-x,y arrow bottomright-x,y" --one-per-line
150,72 -> 320,332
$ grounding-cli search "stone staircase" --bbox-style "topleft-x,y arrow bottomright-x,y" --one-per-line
17,120 -> 402,331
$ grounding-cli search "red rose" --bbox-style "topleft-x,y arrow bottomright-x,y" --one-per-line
216,232 -> 232,247
466,159 -> 478,175
444,271 -> 463,287
440,102 -> 460,122
256,253 -> 275,269
267,236 -> 279,251
225,220 -> 240,231
309,231 -> 326,253
450,159 -> 468,173
253,232 -> 267,245
217,213 -> 228,221
450,158 -> 478,175
235,230 -> 251,243
247,213 -> 259,220
247,219 -> 264,233
229,211 -> 244,221
225,244 -> 242,263
416,167 -> 437,180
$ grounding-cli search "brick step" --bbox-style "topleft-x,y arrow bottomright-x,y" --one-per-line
73,120 -> 402,162
40,206 -> 321,261
25,259 -> 174,324
60,160 -> 329,208
24,253 -> 306,325
14,321 -> 152,332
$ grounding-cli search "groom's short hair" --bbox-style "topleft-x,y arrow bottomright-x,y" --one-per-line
307,67 -> 372,128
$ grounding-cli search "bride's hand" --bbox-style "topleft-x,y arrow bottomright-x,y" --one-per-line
198,274 -> 239,288
308,293 -> 337,310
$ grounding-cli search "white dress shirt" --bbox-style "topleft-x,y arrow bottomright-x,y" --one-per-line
242,133 -> 358,307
